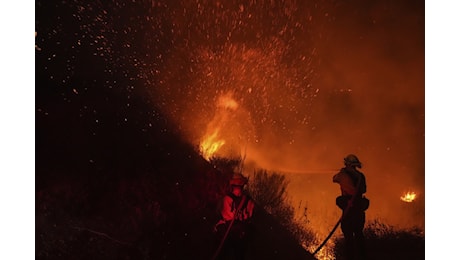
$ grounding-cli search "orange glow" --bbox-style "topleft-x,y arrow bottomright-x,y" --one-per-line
198,93 -> 246,161
400,191 -> 417,203
152,0 -> 424,249
217,95 -> 239,110
306,244 -> 334,260
199,128 -> 225,161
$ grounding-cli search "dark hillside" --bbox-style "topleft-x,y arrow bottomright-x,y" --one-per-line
36,75 -> 317,259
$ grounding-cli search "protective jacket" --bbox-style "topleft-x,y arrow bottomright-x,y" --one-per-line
220,192 -> 255,222
333,167 -> 366,197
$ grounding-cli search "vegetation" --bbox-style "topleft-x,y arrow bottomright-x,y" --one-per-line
209,156 -> 243,176
208,158 -> 426,260
333,220 -> 425,260
208,158 -> 318,253
247,169 -> 317,247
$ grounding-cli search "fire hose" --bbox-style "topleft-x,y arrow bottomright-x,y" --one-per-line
211,195 -> 247,260
312,205 -> 349,256
314,170 -> 365,256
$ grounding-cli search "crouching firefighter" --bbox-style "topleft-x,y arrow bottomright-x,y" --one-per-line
333,154 -> 370,260
212,173 -> 255,260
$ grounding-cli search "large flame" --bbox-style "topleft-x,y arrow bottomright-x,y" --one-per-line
400,191 -> 417,203
199,128 -> 225,161
199,93 -> 244,161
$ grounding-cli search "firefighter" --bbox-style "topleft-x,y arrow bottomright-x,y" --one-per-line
333,154 -> 369,260
213,173 -> 255,260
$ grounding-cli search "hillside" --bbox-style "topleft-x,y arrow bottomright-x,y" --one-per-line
36,64 -> 316,259
35,81 -> 317,259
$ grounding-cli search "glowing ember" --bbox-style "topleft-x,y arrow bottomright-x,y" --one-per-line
400,191 -> 417,202
199,128 -> 225,160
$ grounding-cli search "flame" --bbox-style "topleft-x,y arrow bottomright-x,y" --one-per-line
198,93 -> 241,161
199,128 -> 225,160
400,191 -> 417,202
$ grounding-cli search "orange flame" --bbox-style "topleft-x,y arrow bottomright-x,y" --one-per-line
199,93 -> 240,160
199,128 -> 225,160
400,191 -> 417,202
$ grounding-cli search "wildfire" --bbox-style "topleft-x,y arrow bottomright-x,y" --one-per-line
199,93 -> 240,161
400,191 -> 417,203
199,128 -> 225,160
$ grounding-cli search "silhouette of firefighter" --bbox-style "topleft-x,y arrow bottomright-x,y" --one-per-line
213,173 -> 255,260
333,154 -> 369,260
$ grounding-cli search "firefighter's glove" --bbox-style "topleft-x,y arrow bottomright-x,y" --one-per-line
214,219 -> 226,233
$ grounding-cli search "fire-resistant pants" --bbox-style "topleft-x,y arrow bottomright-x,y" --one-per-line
341,209 -> 366,260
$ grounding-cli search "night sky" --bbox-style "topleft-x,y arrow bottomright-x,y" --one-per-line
7,0 -> 460,258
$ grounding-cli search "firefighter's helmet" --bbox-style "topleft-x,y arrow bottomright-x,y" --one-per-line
344,154 -> 362,168
230,173 -> 248,186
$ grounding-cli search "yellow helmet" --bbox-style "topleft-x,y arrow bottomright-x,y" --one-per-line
344,154 -> 362,168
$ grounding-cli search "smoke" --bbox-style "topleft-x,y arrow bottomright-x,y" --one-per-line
147,0 -> 424,233
303,1 -> 425,230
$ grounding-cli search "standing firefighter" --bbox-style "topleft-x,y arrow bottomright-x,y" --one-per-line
213,173 -> 255,260
333,154 -> 369,260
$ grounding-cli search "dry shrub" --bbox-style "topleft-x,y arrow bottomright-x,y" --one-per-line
248,169 -> 317,247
